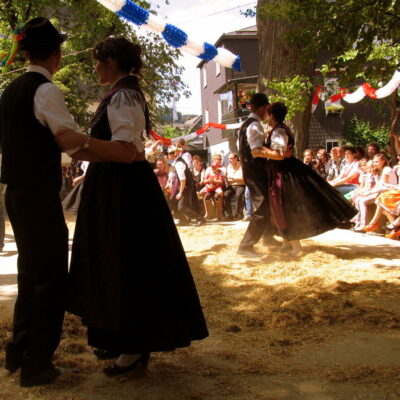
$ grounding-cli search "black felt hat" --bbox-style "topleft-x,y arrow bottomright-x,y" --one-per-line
19,17 -> 67,51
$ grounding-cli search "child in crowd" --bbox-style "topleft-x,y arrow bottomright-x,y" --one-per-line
199,162 -> 224,220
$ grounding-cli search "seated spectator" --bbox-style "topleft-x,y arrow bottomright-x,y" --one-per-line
363,157 -> 400,236
355,145 -> 366,160
223,153 -> 245,221
345,158 -> 372,202
206,153 -> 227,177
154,157 -> 169,190
303,148 -> 315,168
314,148 -> 329,180
199,162 -> 224,220
326,146 -> 344,182
192,155 -> 206,192
367,141 -> 380,160
329,146 -> 360,195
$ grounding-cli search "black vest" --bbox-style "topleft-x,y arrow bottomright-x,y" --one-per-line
238,117 -> 266,182
175,156 -> 195,193
0,72 -> 61,189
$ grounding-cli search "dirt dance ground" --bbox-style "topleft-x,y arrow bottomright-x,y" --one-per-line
1,217 -> 400,400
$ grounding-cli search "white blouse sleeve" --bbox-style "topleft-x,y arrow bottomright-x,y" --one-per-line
270,128 -> 288,156
107,89 -> 146,152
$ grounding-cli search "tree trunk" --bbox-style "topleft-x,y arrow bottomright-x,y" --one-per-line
388,92 -> 400,163
257,0 -> 315,157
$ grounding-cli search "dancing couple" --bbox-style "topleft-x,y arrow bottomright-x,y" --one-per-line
0,17 -> 208,387
237,94 -> 356,257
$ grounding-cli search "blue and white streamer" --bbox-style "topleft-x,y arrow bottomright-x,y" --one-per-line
96,0 -> 241,71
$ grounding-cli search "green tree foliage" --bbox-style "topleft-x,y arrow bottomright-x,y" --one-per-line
161,125 -> 190,139
265,75 -> 313,120
252,0 -> 399,152
344,115 -> 389,149
0,0 -> 189,129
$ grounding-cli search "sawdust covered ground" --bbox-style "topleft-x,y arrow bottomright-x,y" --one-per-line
1,218 -> 400,400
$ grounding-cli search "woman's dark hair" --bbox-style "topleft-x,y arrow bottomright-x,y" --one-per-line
367,141 -> 380,152
192,155 -> 202,162
267,102 -> 287,123
93,37 -> 142,74
343,146 -> 357,155
354,145 -> 366,159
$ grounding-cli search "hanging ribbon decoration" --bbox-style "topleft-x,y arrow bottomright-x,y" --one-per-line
95,0 -> 241,71
150,121 -> 242,145
311,70 -> 400,112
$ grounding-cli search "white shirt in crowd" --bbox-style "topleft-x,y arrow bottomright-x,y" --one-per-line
226,164 -> 244,186
246,113 -> 265,150
173,159 -> 187,181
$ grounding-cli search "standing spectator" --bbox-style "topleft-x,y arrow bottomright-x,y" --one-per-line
192,155 -> 206,192
303,148 -> 315,168
199,162 -> 224,220
314,148 -> 329,180
223,153 -> 245,221
169,146 -> 204,226
154,157 -> 169,190
367,142 -> 380,159
177,139 -> 192,168
326,146 -> 344,181
329,146 -> 360,195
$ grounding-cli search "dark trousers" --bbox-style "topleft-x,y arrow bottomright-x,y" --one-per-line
224,185 -> 245,218
239,168 -> 271,249
177,190 -> 202,221
5,186 -> 68,362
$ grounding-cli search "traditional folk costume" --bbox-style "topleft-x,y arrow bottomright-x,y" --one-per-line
238,114 -> 273,250
265,124 -> 357,240
0,18 -> 76,382
174,155 -> 204,224
67,76 -> 208,354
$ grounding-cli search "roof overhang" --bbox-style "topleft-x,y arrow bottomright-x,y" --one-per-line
213,75 -> 258,94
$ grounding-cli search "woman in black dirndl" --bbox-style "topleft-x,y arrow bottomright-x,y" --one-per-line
56,38 -> 208,376
253,102 -> 357,256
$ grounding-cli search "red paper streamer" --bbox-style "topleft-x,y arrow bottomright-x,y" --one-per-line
362,82 -> 377,99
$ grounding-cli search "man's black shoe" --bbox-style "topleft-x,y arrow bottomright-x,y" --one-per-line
237,246 -> 261,258
20,362 -> 61,388
5,343 -> 23,373
195,219 -> 205,227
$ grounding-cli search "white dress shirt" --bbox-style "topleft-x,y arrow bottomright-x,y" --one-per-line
29,65 -> 82,155
246,113 -> 265,150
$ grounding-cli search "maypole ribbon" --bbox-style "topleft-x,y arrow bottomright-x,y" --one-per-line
95,0 -> 241,71
150,121 -> 242,145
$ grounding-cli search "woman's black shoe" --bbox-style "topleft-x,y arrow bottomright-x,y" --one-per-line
104,353 -> 150,377
93,348 -> 120,360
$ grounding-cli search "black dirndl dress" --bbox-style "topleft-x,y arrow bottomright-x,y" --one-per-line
67,76 -> 208,353
266,125 -> 357,241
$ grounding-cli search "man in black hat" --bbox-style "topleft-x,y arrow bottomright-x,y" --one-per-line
237,93 -> 273,257
0,17 -> 84,387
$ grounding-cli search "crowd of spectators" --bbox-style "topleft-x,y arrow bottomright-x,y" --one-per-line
149,141 -> 250,224
303,137 -> 400,239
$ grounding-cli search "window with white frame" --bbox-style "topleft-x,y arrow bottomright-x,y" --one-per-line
326,139 -> 342,152
203,67 -> 207,88
217,100 -> 222,123
216,61 -> 221,76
